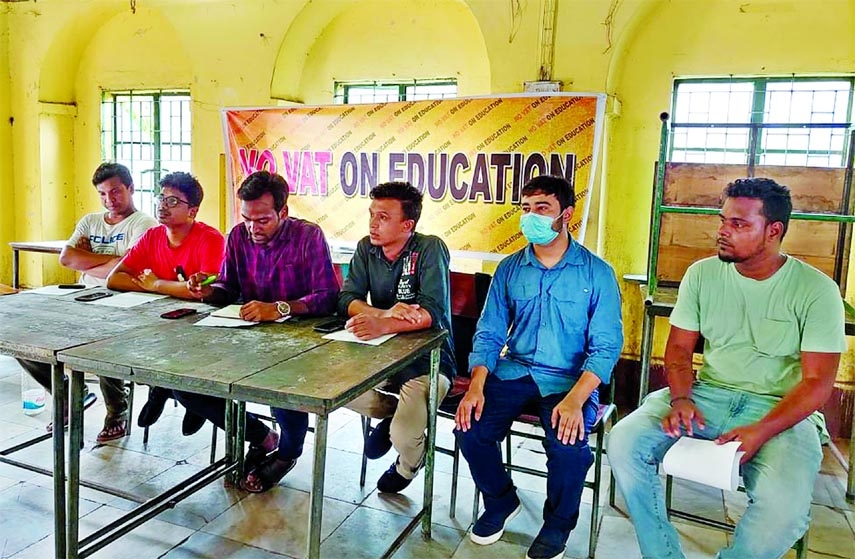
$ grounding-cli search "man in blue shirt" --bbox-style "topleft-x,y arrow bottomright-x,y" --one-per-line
455,175 -> 623,559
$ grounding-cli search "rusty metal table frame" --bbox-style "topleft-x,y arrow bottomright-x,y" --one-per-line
638,283 -> 855,504
59,316 -> 446,559
0,290 -> 212,558
8,240 -> 67,289
228,327 -> 446,559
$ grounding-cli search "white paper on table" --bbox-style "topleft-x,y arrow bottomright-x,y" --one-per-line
25,285 -> 87,296
209,305 -> 244,319
194,312 -> 290,328
88,292 -> 168,308
322,329 -> 396,346
662,437 -> 745,491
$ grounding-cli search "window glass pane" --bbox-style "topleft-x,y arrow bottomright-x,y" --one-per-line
673,82 -> 754,124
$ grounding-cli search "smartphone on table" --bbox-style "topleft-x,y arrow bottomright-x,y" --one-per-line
75,292 -> 113,302
160,308 -> 197,319
313,318 -> 347,333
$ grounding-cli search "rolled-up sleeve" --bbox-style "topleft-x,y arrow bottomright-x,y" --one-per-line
414,238 -> 450,328
579,261 -> 624,383
469,259 -> 512,373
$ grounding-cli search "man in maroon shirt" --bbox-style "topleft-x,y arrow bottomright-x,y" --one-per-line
187,170 -> 339,493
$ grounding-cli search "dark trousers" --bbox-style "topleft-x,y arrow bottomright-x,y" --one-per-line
456,374 -> 597,539
16,358 -> 128,416
174,390 -> 309,459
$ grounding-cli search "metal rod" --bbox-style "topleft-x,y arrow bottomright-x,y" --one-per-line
834,128 -> 855,291
68,368 -> 85,559
11,249 -> 19,289
52,363 -> 67,559
659,204 -> 855,222
647,112 -> 671,297
308,414 -> 328,559
422,346 -> 440,538
380,510 -> 426,559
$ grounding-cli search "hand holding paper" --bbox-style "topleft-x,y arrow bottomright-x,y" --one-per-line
662,437 -> 745,491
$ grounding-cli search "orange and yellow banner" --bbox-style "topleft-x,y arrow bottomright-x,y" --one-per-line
223,94 -> 604,257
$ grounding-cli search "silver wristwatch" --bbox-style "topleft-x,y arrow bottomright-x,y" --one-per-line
276,300 -> 291,317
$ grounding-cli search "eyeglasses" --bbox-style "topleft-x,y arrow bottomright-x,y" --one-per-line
155,195 -> 192,208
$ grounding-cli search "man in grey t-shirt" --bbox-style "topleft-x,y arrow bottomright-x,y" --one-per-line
17,162 -> 156,442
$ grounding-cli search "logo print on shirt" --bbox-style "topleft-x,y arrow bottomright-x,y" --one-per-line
397,251 -> 419,302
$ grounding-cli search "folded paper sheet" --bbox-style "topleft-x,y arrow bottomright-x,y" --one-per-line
322,329 -> 396,346
195,305 -> 290,327
662,437 -> 745,491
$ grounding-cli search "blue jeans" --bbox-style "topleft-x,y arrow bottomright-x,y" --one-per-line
455,374 -> 597,540
174,391 -> 308,459
607,383 -> 821,559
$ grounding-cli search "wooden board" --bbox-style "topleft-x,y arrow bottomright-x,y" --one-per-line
663,163 -> 847,213
657,213 -> 843,285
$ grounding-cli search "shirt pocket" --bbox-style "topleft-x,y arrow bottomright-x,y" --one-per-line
549,282 -> 591,323
753,317 -> 800,357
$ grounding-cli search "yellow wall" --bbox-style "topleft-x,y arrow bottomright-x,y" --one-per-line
2,0 -> 855,371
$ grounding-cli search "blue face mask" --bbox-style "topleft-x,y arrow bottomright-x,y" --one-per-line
520,212 -> 561,245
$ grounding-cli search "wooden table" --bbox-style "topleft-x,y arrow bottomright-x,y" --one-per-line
639,284 -> 855,503
59,316 -> 446,559
0,289 -> 212,559
8,240 -> 67,288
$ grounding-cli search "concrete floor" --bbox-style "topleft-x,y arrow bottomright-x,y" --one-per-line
0,355 -> 852,559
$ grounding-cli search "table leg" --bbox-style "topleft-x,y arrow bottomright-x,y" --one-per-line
308,415 -> 328,559
639,308 -> 654,406
52,363 -> 67,559
12,248 -> 19,289
422,346 -> 440,538
67,367 -> 85,559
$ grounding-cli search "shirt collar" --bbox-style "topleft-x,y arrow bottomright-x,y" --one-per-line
369,232 -> 418,264
521,234 -> 583,269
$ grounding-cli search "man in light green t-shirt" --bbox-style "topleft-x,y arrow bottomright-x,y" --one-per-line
609,178 -> 846,559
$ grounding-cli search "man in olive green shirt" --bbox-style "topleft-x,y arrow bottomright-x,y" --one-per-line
609,177 -> 845,559
338,181 -> 455,494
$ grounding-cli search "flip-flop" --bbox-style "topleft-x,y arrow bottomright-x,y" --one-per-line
96,412 -> 128,443
46,392 -> 98,434
240,455 -> 296,493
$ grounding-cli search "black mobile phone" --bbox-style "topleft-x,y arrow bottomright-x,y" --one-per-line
160,308 -> 197,319
75,291 -> 113,302
313,318 -> 347,333
58,283 -> 86,289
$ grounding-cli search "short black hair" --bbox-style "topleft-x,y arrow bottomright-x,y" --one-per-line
723,178 -> 792,238
91,162 -> 133,188
521,175 -> 574,210
160,172 -> 204,207
237,171 -> 289,212
370,182 -> 423,225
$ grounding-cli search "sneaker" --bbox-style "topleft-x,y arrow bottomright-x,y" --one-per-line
376,461 -> 412,493
364,417 -> 393,459
181,410 -> 207,436
525,526 -> 567,559
470,492 -> 522,545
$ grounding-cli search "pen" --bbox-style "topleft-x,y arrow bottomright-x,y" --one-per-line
199,274 -> 218,286
175,265 -> 187,281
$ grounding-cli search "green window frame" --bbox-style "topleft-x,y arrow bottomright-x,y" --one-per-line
334,79 -> 457,104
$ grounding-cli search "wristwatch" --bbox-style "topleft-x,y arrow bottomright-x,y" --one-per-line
276,301 -> 291,317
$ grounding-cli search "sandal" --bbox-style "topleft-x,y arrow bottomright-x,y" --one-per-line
96,412 -> 128,443
240,455 -> 296,493
243,430 -> 280,475
46,392 -> 97,434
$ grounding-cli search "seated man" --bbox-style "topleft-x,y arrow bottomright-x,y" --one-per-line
17,162 -> 157,442
608,178 -> 846,559
455,175 -> 623,559
108,171 -> 225,436
339,181 -> 456,493
187,170 -> 339,493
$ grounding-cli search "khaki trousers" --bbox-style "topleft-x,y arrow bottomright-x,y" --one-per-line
348,374 -> 450,479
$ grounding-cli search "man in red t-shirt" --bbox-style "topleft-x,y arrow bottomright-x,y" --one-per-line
107,171 -> 225,437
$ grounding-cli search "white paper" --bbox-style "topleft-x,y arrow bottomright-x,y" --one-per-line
194,310 -> 290,328
25,285 -> 86,296
322,329 -> 396,346
210,305 -> 244,319
88,292 -> 168,308
662,437 -> 744,491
